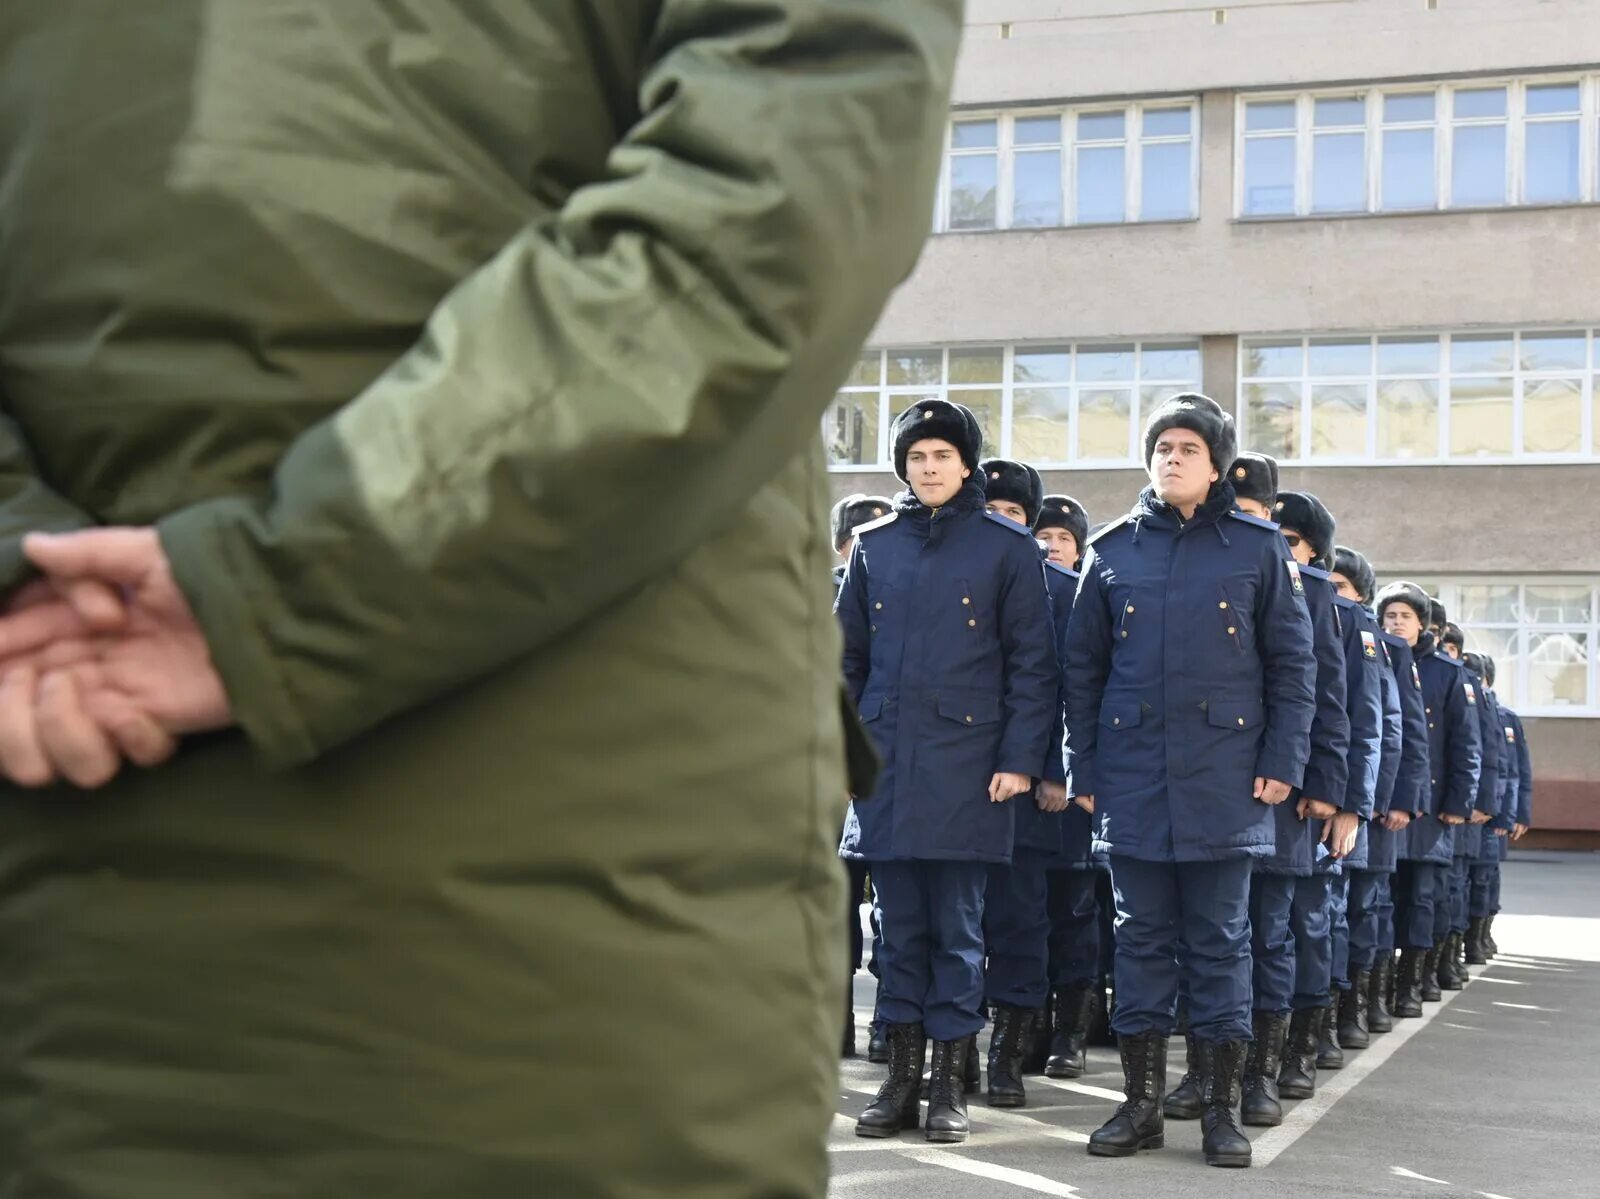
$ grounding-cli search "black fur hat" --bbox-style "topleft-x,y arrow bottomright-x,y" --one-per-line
1462,650 -> 1487,680
1273,491 -> 1337,569
1428,597 -> 1448,632
1331,545 -> 1376,606
1481,654 -> 1497,688
1442,622 -> 1466,655
979,458 -> 1044,526
830,493 -> 892,553
1036,494 -> 1090,551
1142,392 -> 1237,474
1226,452 -> 1279,507
891,398 -> 982,483
1376,581 -> 1431,626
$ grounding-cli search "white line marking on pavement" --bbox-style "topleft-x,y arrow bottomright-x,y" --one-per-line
890,1148 -> 1085,1197
841,1084 -> 1094,1143
1439,1022 -> 1483,1031
832,1128 -> 1086,1155
1478,1191 -> 1519,1199
1481,960 -> 1573,973
1029,1076 -> 1128,1102
1391,1165 -> 1453,1184
1469,976 -> 1524,985
1491,1001 -> 1554,1012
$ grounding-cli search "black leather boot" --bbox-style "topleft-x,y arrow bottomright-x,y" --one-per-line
1316,1005 -> 1344,1070
866,983 -> 889,1063
856,1022 -> 925,1137
1021,1003 -> 1050,1074
1421,945 -> 1443,1002
1466,916 -> 1489,965
842,1009 -> 856,1058
986,1004 -> 1031,1108
1162,1033 -> 1203,1120
1484,914 -> 1499,957
1394,948 -> 1426,1018
1045,984 -> 1096,1079
1240,1010 -> 1288,1127
1367,958 -> 1394,1033
1087,1032 -> 1167,1157
1439,932 -> 1465,990
1277,1007 -> 1319,1099
1198,1038 -> 1253,1168
1338,972 -> 1371,1049
1455,929 -> 1470,979
965,1032 -> 981,1094
925,1037 -> 972,1143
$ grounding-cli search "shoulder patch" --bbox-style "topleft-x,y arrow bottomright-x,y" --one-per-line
1464,681 -> 1477,706
854,511 -> 898,536
1286,559 -> 1305,594
984,511 -> 1034,536
1087,514 -> 1132,545
1228,510 -> 1281,532
1360,629 -> 1379,660
1505,725 -> 1517,743
1412,663 -> 1423,691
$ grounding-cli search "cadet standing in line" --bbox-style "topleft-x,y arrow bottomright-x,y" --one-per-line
841,400 -> 1058,1144
1441,643 -> 1501,989
1463,652 -> 1509,965
1065,396 -> 1316,1169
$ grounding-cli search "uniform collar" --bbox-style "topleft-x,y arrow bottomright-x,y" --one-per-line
893,478 -> 986,526
1131,479 -> 1238,534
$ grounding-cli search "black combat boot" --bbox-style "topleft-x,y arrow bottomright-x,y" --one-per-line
1338,972 -> 1371,1049
1198,1038 -> 1253,1168
842,1009 -> 856,1058
1162,1033 -> 1203,1120
925,1037 -> 972,1143
856,1022 -> 925,1137
1454,929 -> 1470,979
1439,932 -> 1465,990
1021,1004 -> 1050,1074
1087,1031 -> 1167,1157
1277,1007 -> 1320,1099
1393,949 -> 1426,1018
965,1032 -> 981,1093
986,1004 -> 1031,1108
1045,984 -> 1097,1079
1316,1004 -> 1344,1070
1367,958 -> 1394,1033
1484,914 -> 1499,957
1421,944 -> 1443,1002
866,982 -> 889,1063
1466,916 -> 1489,965
1240,1010 -> 1289,1127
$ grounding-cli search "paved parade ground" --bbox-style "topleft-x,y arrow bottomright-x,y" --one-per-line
830,851 -> 1600,1199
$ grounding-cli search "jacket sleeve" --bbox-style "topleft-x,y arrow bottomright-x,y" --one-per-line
1439,670 -> 1484,820
1513,712 -> 1534,827
1472,689 -> 1502,818
1490,711 -> 1517,832
1340,622 -> 1383,819
837,537 -> 872,705
1062,548 -> 1112,799
1373,660 -> 1402,817
1253,544 -> 1317,789
152,0 -> 964,768
0,406 -> 96,592
996,552 -> 1061,781
1042,580 -> 1073,786
1298,583 -> 1351,804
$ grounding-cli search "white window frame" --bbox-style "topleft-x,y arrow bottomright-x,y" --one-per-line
935,99 -> 1200,233
1238,328 -> 1598,466
1234,72 -> 1600,219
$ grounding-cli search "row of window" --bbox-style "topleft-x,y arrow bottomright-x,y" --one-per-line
826,328 -> 1600,470
935,72 -> 1600,233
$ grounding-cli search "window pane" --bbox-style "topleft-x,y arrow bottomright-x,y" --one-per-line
948,348 -> 1004,384
1378,337 -> 1441,375
1244,340 -> 1304,377
1140,384 -> 1191,432
1457,584 -> 1519,624
1141,141 -> 1193,220
1244,382 -> 1301,458
822,393 -> 880,466
1527,631 -> 1589,707
1384,92 -> 1436,123
1463,626 -> 1520,707
1310,384 -> 1368,457
1011,387 -> 1071,462
1078,110 -> 1127,141
1143,107 -> 1191,137
1454,87 -> 1507,119
1523,378 -> 1583,454
1078,388 -> 1134,459
1076,146 -> 1126,223
958,389 -> 1002,459
1520,331 -> 1588,372
1013,348 -> 1071,384
1449,376 -> 1514,457
1524,584 -> 1593,624
1015,115 -> 1061,146
886,350 -> 942,386
1526,83 -> 1581,116
1245,101 -> 1296,132
1382,128 -> 1436,209
1315,97 -> 1365,127
1451,335 -> 1514,374
1077,344 -> 1135,382
1452,124 -> 1506,206
951,119 -> 998,149
1141,344 -> 1202,380
1376,378 -> 1439,459
1244,137 -> 1296,215
1309,338 -> 1372,377
1013,150 -> 1064,226
948,154 -> 998,229
1525,120 -> 1580,204
846,353 -> 882,387
1313,131 -> 1366,212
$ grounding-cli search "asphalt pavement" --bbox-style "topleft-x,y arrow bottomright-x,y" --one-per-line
828,850 -> 1600,1199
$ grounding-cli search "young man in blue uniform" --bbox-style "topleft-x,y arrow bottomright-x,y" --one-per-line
839,400 -> 1058,1143
1463,652 -> 1509,966
1438,643 -> 1499,989
1065,395 -> 1316,1168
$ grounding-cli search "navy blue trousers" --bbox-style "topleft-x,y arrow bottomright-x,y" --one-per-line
1109,856 -> 1253,1042
1469,862 -> 1499,920
1345,869 -> 1388,975
874,860 -> 988,1041
1249,871 -> 1296,1015
1441,853 -> 1470,938
1491,863 -> 1503,913
1394,859 -> 1443,951
1047,868 -> 1103,989
984,850 -> 1051,1009
1330,873 -> 1350,990
1291,873 -> 1335,1009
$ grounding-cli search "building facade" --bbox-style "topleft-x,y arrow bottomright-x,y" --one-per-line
825,0 -> 1600,837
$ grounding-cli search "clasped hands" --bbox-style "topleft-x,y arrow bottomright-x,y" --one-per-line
0,529 -> 231,789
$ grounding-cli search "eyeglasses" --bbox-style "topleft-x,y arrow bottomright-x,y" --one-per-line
1282,533 -> 1303,548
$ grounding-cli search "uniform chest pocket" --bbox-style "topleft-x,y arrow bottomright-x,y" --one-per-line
1099,700 -> 1143,731
936,692 -> 1001,727
1207,699 -> 1264,731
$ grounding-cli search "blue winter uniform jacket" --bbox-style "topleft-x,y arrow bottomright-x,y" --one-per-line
1013,558 -> 1076,856
1258,565 -> 1349,877
1041,559 -> 1102,870
1064,484 -> 1317,863
1507,708 -> 1533,829
838,481 -> 1059,864
1456,666 -> 1502,860
1330,595 -> 1384,872
1365,630 -> 1405,874
1381,631 -> 1431,821
1401,634 -> 1483,866
1479,691 -> 1519,863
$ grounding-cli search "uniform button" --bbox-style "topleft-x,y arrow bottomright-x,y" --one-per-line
1113,717 -> 1121,726
1227,626 -> 1237,635
870,625 -> 877,633
1219,601 -> 1229,610
1121,630 -> 1129,638
1429,722 -> 1435,729
874,601 -> 882,610
1127,604 -> 1135,613
962,597 -> 971,605
1426,707 -> 1432,715
965,715 -> 973,723
1237,717 -> 1246,727
968,619 -> 976,628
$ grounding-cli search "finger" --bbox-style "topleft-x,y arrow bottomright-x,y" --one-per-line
24,529 -> 158,587
0,600 -> 90,659
54,578 -> 127,632
81,687 -> 179,769
1253,777 -> 1265,799
34,670 -> 121,789
0,665 -> 53,787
